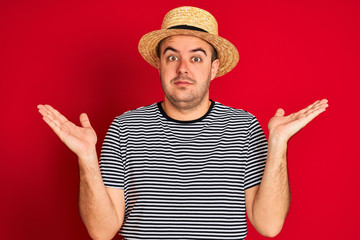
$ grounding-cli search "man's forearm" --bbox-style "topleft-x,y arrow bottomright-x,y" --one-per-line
252,137 -> 291,237
78,153 -> 121,240
248,100 -> 328,237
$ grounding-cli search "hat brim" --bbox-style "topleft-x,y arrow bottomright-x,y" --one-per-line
138,29 -> 239,77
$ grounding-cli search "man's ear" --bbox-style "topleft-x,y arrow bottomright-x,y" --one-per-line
210,59 -> 220,81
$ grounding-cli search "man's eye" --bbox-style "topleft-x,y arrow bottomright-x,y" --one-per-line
168,56 -> 178,61
192,57 -> 202,62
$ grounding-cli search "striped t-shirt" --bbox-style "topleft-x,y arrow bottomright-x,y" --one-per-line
99,100 -> 268,240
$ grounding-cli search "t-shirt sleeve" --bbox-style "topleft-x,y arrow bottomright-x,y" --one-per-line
244,116 -> 268,190
99,117 -> 124,189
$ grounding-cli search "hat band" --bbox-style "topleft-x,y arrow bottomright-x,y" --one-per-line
168,25 -> 208,33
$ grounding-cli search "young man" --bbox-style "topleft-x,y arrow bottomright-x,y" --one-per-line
37,6 -> 328,240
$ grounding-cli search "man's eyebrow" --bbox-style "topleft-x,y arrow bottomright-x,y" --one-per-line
163,46 -> 207,56
163,46 -> 178,55
191,48 -> 207,56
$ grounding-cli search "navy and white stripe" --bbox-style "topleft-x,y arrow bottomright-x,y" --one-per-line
100,100 -> 268,240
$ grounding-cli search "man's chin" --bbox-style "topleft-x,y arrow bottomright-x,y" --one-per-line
167,95 -> 205,111
170,95 -> 196,104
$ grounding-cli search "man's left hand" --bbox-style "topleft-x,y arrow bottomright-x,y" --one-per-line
268,99 -> 329,143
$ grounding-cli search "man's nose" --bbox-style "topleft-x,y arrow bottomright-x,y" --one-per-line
177,58 -> 189,75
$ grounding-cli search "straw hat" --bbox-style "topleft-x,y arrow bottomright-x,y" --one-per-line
138,6 -> 239,77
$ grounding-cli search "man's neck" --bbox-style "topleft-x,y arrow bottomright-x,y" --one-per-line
161,98 -> 212,121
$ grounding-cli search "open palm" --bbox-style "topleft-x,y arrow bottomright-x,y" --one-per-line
38,104 -> 97,158
268,99 -> 329,142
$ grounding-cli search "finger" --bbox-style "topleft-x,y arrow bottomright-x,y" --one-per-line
311,99 -> 328,108
297,99 -> 328,115
320,98 -> 328,103
43,104 -> 69,124
79,113 -> 92,128
38,106 -> 64,130
303,101 -> 329,115
38,105 -> 56,125
289,100 -> 328,125
297,100 -> 321,115
318,99 -> 329,108
38,105 -> 50,118
311,99 -> 328,110
37,104 -> 45,110
42,114 -> 66,137
301,106 -> 327,124
38,105 -> 76,138
305,107 -> 326,121
38,104 -> 59,121
274,108 -> 285,117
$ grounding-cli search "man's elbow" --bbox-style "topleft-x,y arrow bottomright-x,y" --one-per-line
85,220 -> 121,240
260,229 -> 282,238
257,221 -> 284,238
80,209 -> 123,240
88,228 -> 119,240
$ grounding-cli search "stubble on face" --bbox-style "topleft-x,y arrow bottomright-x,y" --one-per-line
160,72 -> 212,111
158,35 -> 215,112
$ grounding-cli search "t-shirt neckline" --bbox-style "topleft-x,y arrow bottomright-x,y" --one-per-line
157,100 -> 215,124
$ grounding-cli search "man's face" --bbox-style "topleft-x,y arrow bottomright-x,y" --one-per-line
157,35 -> 219,111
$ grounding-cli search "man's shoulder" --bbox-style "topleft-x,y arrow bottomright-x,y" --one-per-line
115,102 -> 159,122
213,101 -> 256,120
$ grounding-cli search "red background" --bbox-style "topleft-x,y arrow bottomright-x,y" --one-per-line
1,0 -> 359,239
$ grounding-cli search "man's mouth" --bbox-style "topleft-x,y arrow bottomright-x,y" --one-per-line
172,76 -> 195,86
174,80 -> 192,86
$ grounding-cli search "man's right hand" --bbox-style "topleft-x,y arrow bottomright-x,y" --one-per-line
38,104 -> 124,239
37,104 -> 97,160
